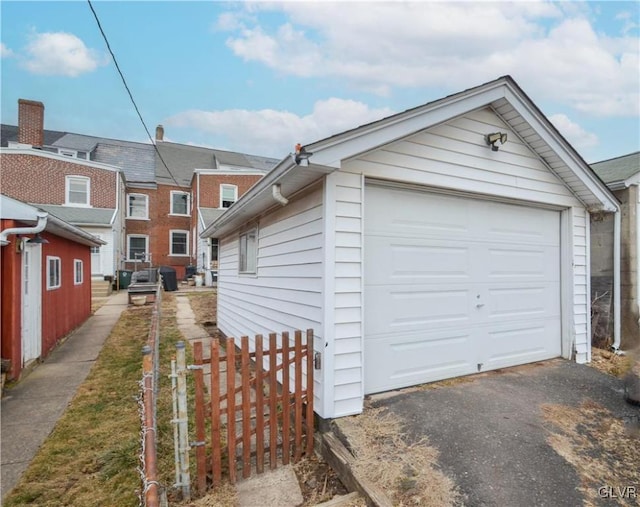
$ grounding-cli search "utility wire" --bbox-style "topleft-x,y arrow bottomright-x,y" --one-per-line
87,0 -> 184,189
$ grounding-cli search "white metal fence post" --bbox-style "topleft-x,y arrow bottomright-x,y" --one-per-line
175,341 -> 191,500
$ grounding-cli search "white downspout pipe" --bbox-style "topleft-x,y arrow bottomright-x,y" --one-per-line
613,209 -> 622,352
272,184 -> 289,206
0,212 -> 48,246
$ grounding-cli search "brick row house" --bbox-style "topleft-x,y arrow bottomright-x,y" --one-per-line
1,99 -> 276,284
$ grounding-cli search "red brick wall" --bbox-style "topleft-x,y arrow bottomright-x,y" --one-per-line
18,99 -> 44,146
0,153 -> 118,208
198,174 -> 262,208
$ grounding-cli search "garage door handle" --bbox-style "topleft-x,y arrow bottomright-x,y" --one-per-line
476,303 -> 485,308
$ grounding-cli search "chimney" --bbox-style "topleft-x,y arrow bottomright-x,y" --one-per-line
155,124 -> 164,142
18,99 -> 45,147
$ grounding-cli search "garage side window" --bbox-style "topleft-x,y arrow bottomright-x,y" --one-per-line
47,256 -> 61,290
239,228 -> 257,274
74,259 -> 83,285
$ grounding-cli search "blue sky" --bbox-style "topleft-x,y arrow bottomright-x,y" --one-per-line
1,1 -> 638,163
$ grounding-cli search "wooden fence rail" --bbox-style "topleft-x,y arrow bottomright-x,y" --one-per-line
191,329 -> 314,492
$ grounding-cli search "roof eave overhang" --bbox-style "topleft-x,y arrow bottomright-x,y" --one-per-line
201,155 -> 335,238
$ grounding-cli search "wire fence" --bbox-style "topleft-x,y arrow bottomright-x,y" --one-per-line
138,283 -> 163,507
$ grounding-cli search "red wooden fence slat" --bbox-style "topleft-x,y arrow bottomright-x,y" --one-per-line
255,335 -> 265,474
281,331 -> 291,465
226,337 -> 237,484
193,341 -> 207,494
210,339 -> 221,486
269,333 -> 278,470
241,337 -> 251,479
294,330 -> 303,462
306,329 -> 315,457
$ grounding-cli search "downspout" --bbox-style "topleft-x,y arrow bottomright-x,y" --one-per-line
0,212 -> 48,246
613,209 -> 622,352
272,184 -> 289,206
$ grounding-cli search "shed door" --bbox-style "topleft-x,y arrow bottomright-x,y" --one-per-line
22,243 -> 42,365
364,184 -> 561,394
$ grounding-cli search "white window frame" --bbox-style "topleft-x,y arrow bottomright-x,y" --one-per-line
169,230 -> 190,257
220,184 -> 238,209
74,259 -> 83,285
238,228 -> 258,274
170,191 -> 190,216
47,256 -> 61,290
126,193 -> 149,219
65,175 -> 91,207
127,235 -> 149,262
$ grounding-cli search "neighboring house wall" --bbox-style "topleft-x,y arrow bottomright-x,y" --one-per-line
590,186 -> 639,349
0,152 -> 118,208
198,173 -> 262,209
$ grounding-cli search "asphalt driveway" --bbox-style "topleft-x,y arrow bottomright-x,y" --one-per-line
350,360 -> 639,506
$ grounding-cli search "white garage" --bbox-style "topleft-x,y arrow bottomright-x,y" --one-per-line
364,184 -> 561,393
204,76 -> 619,419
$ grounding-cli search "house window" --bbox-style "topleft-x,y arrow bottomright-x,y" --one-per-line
127,193 -> 149,219
47,256 -> 61,290
170,191 -> 190,216
127,235 -> 148,261
74,259 -> 83,285
65,175 -> 90,206
220,184 -> 238,208
170,230 -> 189,256
239,228 -> 257,274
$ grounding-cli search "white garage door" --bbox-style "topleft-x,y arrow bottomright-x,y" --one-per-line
364,184 -> 561,394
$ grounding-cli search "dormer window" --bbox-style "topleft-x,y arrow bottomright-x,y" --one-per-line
59,149 -> 77,158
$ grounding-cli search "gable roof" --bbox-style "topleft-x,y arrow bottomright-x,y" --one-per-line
591,152 -> 640,189
203,75 -> 619,239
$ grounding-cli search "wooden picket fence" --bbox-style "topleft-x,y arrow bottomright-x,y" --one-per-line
191,329 -> 314,492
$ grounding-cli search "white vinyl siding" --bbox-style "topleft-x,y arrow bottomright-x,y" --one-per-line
217,184 -> 324,415
343,107 -> 582,209
571,207 -> 589,363
323,171 -> 364,417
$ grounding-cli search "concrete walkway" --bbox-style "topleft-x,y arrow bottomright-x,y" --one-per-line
1,290 -> 128,501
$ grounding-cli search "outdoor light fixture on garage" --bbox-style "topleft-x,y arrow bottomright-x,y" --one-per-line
485,132 -> 508,151
27,233 -> 49,244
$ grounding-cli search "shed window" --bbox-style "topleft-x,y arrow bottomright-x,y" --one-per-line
239,228 -> 257,274
47,256 -> 61,290
74,259 -> 83,285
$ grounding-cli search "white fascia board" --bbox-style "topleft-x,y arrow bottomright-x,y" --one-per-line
624,171 -> 640,188
307,83 -> 507,167
503,88 -> 619,212
194,168 -> 266,176
0,147 -> 122,172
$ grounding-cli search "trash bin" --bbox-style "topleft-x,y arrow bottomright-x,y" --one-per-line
118,270 -> 133,290
159,266 -> 177,291
185,265 -> 197,280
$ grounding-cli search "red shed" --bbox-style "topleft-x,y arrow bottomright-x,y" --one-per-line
1,194 -> 105,380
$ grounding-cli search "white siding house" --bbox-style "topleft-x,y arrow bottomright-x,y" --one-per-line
203,76 -> 619,419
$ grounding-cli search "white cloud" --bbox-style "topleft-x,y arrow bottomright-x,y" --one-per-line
219,2 -> 638,116
22,32 -> 107,77
549,113 -> 599,149
165,98 -> 395,157
1,42 -> 15,58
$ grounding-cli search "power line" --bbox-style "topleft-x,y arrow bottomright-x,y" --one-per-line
86,0 -> 184,189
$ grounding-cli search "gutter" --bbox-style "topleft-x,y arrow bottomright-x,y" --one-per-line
613,210 -> 621,352
0,212 -> 48,246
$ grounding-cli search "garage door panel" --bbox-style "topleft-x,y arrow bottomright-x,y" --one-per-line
364,184 -> 562,395
365,236 -> 472,284
366,285 -> 475,334
482,319 -> 562,369
364,330 -> 477,393
486,284 -> 560,322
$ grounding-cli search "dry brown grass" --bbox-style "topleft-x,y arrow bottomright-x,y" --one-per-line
337,407 -> 461,507
542,400 -> 640,506
590,347 -> 635,378
180,481 -> 238,506
186,290 -> 217,325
